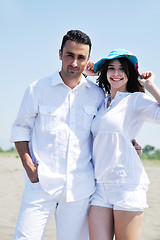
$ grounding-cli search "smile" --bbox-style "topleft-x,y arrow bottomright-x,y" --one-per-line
111,78 -> 123,82
68,66 -> 79,72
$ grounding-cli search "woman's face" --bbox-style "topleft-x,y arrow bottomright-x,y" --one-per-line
107,59 -> 128,92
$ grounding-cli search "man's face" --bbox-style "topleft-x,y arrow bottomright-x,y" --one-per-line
59,40 -> 90,80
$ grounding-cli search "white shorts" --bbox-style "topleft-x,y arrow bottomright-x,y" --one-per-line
90,183 -> 148,211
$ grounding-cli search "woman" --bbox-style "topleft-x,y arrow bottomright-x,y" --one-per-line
86,49 -> 160,240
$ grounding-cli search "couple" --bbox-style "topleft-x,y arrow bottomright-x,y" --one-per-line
11,30 -> 160,240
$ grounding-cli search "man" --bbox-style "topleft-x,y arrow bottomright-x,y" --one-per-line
11,30 -> 105,240
11,30 -> 141,240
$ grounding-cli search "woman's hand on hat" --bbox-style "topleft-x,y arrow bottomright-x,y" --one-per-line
139,71 -> 160,104
138,71 -> 155,89
83,61 -> 98,76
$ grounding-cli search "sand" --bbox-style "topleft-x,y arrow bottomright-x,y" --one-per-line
0,153 -> 160,240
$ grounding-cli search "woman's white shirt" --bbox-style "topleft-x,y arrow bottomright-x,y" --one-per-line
91,91 -> 160,190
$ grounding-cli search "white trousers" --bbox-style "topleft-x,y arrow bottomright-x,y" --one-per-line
14,177 -> 90,240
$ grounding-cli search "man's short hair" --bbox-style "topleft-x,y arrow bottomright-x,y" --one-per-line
60,30 -> 92,55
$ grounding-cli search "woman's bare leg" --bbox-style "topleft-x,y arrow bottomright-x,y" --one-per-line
89,205 -> 114,240
114,210 -> 144,240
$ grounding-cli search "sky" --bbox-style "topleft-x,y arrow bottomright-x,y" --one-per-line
0,0 -> 160,150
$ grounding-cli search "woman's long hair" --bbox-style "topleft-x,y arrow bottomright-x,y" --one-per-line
97,57 -> 145,94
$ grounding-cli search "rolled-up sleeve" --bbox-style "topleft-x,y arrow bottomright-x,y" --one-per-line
10,84 -> 38,142
134,92 -> 160,123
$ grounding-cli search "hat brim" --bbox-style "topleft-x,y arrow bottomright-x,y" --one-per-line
93,54 -> 140,75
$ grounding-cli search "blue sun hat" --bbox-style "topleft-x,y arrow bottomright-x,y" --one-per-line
93,49 -> 140,75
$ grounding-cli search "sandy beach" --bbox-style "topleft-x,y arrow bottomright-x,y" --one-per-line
0,153 -> 160,240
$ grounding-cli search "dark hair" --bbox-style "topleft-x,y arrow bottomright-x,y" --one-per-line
97,57 -> 144,93
60,30 -> 92,55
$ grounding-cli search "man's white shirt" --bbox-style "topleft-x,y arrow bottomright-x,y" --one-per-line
11,71 -> 104,202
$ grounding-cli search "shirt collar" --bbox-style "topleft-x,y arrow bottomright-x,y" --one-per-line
51,70 -> 64,86
79,74 -> 90,88
51,70 -> 90,88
